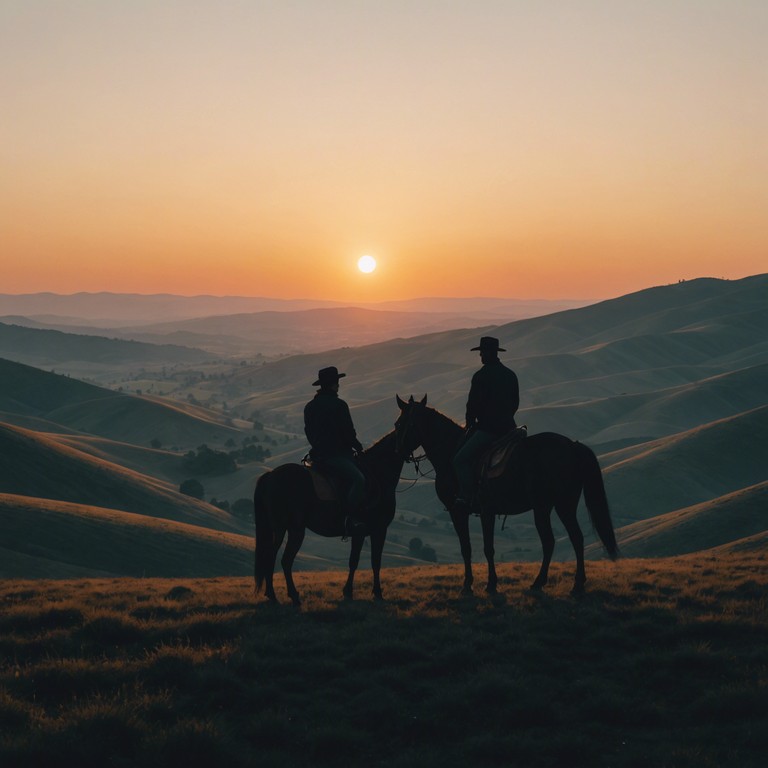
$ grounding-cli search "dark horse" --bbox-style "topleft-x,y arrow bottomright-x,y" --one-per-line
394,395 -> 618,595
254,398 -> 419,606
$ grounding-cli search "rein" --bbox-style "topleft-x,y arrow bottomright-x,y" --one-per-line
396,451 -> 435,492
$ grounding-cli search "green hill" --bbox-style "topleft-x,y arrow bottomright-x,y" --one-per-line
0,493 -> 253,578
0,321 -> 215,366
587,481 -> 768,557
231,274 -> 768,448
0,422 -> 243,534
601,406 -> 768,526
0,357 -> 244,447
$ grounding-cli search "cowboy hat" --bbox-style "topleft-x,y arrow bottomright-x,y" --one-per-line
470,336 -> 506,352
312,366 -> 347,387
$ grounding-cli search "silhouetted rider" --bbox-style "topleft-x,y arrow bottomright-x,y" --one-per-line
304,366 -> 366,534
453,336 -> 519,510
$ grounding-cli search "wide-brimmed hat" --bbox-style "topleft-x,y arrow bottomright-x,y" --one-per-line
312,366 -> 347,387
470,336 -> 506,352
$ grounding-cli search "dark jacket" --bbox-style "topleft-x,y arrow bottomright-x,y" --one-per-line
465,359 -> 519,436
304,390 -> 363,459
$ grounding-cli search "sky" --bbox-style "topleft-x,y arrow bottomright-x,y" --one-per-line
2,1 -> 766,302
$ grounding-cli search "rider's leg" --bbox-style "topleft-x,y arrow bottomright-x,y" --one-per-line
323,455 -> 366,528
452,429 -> 495,503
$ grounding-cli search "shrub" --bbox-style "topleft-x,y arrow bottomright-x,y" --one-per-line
408,537 -> 423,554
182,446 -> 237,476
179,479 -> 205,500
231,498 -> 252,518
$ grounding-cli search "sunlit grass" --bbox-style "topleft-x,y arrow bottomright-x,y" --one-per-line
1,553 -> 766,767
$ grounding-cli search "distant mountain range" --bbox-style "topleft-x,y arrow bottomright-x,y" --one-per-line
0,292 -> 592,360
0,291 -> 591,325
0,274 -> 765,577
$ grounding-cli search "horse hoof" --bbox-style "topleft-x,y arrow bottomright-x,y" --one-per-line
373,593 -> 384,602
571,584 -> 586,597
485,584 -> 498,595
342,589 -> 353,601
529,581 -> 545,592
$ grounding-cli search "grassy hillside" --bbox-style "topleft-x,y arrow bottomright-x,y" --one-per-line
231,275 -> 768,446
0,277 -> 765,573
0,356 -> 116,415
0,554 -> 765,767
0,494 -> 253,578
602,406 -> 768,525
588,482 -> 768,557
0,423 -> 243,534
0,357 -> 244,448
0,321 -> 215,366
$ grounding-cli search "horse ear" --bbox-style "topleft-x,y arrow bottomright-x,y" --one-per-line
420,394 -> 427,406
396,394 -> 408,410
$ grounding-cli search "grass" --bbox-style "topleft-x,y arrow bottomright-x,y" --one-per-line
0,553 -> 766,767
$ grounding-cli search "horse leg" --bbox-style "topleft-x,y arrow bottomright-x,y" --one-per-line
450,507 -> 474,594
281,525 -> 305,607
342,534 -> 365,601
369,528 -> 385,601
556,502 -> 586,595
531,505 -> 555,590
480,510 -> 498,594
264,527 -> 286,603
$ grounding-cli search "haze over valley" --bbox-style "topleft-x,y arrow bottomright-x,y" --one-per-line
1,274 -> 765,577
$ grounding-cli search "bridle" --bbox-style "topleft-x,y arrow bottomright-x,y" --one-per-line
395,400 -> 435,491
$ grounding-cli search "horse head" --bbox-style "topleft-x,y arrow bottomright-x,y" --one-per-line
394,393 -> 427,456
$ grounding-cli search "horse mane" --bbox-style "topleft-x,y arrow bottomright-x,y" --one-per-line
363,429 -> 396,456
424,405 -> 463,440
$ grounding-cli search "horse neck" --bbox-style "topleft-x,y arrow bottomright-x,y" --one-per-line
419,408 -> 463,472
363,430 -> 404,489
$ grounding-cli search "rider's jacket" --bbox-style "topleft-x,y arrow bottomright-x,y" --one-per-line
304,390 -> 364,460
465,358 -> 520,437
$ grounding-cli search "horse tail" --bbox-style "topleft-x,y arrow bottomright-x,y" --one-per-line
576,442 -> 619,560
253,471 -> 273,593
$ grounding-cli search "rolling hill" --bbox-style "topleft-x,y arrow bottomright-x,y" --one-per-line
0,357 -> 244,448
0,275 -> 765,575
0,494 -> 253,578
229,275 -> 768,445
0,321 -> 216,367
588,481 -> 768,557
600,406 -> 768,525
0,422 -> 244,534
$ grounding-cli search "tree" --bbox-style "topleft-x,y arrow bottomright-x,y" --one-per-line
182,446 -> 237,476
408,537 -> 423,554
232,498 -> 252,518
408,536 -> 437,562
179,478 -> 204,500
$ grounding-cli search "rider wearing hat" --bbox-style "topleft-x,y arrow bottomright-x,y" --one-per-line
304,366 -> 366,534
454,336 -> 519,511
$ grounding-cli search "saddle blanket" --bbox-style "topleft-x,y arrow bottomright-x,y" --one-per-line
305,465 -> 339,502
484,426 -> 527,480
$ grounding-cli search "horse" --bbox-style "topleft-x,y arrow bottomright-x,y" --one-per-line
394,395 -> 618,595
253,398 -> 420,606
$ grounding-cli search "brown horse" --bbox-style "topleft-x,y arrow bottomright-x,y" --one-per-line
394,395 -> 618,595
253,398 -> 419,606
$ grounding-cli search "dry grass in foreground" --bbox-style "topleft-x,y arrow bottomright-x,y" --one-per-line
1,553 -> 766,768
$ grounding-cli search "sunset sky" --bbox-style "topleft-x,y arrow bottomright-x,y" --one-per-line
2,1 -> 766,302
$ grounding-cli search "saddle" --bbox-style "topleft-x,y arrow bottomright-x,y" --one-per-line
480,426 -> 527,480
302,456 -> 372,504
305,464 -> 339,502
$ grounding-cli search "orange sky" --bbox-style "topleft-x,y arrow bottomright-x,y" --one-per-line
2,2 -> 766,301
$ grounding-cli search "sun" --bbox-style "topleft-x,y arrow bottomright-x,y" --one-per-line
357,254 -> 377,273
